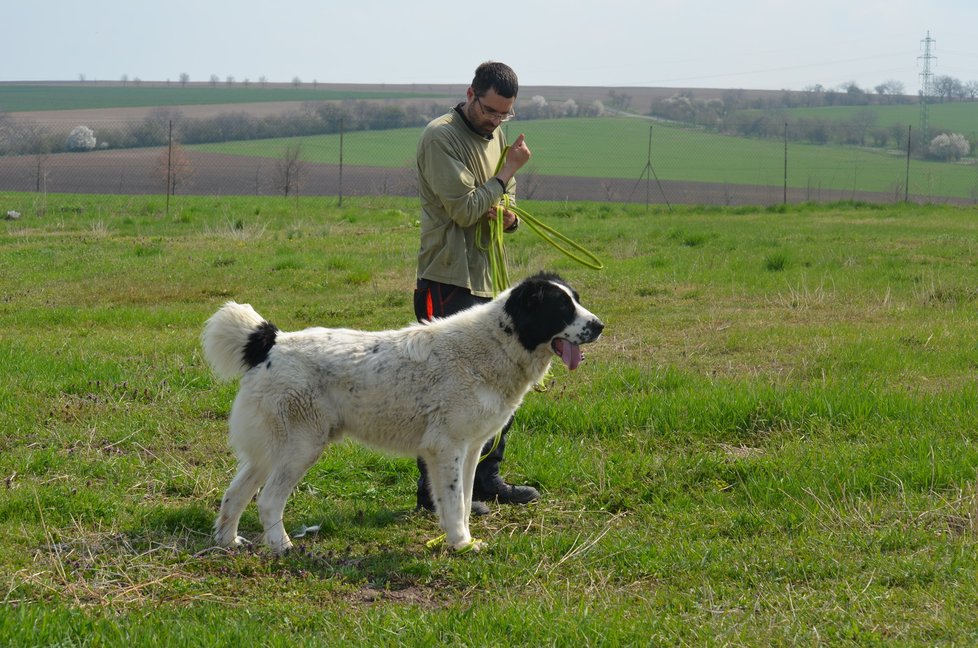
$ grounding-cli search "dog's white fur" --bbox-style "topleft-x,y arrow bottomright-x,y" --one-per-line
202,275 -> 603,553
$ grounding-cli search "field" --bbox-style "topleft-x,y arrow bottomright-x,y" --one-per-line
2,192 -> 978,645
779,102 -> 978,136
191,117 -> 978,199
0,84 -> 451,113
4,83 -> 978,203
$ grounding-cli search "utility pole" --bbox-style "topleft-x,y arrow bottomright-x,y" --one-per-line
918,31 -> 936,141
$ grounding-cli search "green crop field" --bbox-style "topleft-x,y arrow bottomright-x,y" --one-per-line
0,84 -> 448,113
192,117 -> 978,200
2,191 -> 977,645
780,101 -> 978,135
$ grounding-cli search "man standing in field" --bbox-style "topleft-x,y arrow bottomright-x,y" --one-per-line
413,61 -> 536,515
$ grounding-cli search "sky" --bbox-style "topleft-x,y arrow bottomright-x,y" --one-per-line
3,0 -> 977,93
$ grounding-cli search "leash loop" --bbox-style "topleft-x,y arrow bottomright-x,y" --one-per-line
486,145 -> 604,298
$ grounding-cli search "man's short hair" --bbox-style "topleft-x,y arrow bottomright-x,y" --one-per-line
472,61 -> 519,99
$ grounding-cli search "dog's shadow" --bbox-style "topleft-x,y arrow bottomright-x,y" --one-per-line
141,503 -> 429,580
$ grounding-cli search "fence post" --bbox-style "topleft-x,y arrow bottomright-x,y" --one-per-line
783,122 -> 788,205
904,125 -> 912,203
165,120 -> 173,217
338,117 -> 344,208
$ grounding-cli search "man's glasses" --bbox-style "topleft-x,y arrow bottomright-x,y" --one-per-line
476,96 -> 515,122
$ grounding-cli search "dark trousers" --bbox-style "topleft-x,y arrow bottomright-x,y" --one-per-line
413,278 -> 510,492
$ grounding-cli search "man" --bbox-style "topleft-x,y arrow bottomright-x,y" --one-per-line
413,61 -> 536,516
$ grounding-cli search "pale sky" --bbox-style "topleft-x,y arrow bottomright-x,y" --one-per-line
4,0 -> 976,93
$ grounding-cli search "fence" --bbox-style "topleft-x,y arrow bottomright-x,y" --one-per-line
1,114 -> 976,207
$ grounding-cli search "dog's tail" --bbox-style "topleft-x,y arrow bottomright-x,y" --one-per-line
201,302 -> 279,381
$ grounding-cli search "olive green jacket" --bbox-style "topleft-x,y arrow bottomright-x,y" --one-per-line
416,106 -> 515,297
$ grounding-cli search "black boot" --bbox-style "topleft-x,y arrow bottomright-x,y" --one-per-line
472,420 -> 540,505
415,458 -> 490,516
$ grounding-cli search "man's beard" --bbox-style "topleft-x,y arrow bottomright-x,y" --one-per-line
465,102 -> 495,138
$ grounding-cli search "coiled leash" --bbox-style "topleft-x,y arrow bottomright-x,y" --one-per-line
480,145 -> 604,297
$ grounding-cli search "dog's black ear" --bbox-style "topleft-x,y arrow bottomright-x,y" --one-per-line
522,281 -> 548,307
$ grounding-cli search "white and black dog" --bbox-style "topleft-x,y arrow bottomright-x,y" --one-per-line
202,272 -> 603,553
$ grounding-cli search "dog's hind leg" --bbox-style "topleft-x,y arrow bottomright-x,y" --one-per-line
256,436 -> 329,554
215,462 -> 267,548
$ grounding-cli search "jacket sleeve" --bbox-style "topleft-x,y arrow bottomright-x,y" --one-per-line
421,137 -> 505,228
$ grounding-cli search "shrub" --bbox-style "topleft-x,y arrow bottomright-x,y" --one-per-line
928,132 -> 970,161
65,125 -> 96,152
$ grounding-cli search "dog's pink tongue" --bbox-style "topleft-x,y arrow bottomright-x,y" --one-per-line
554,339 -> 583,371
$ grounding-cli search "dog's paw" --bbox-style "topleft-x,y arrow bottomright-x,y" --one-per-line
267,539 -> 294,555
453,538 -> 485,554
215,533 -> 251,549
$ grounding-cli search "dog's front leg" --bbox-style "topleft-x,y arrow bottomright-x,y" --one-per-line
461,443 -> 482,521
423,445 -> 474,551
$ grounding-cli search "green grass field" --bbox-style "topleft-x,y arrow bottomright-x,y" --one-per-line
2,192 -> 977,645
192,117 -> 978,200
783,102 -> 978,135
0,84 -> 448,113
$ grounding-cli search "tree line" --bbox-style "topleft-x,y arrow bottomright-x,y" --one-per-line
645,76 -> 978,158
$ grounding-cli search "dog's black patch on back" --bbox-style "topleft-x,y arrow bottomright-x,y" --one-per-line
503,272 -> 577,352
244,321 -> 279,369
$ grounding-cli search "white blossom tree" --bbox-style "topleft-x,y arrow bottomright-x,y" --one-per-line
65,126 -> 96,152
928,133 -> 970,162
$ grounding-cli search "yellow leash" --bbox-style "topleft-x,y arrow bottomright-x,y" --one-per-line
480,145 -> 604,298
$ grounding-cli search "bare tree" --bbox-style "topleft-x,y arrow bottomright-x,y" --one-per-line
157,141 -> 194,194
274,143 -> 306,197
874,80 -> 905,104
179,73 -> 190,87
963,80 -> 978,100
933,75 -> 963,102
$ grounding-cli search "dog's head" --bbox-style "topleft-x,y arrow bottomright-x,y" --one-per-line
502,272 -> 604,370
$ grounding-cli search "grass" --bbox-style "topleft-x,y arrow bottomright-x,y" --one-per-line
2,192 -> 978,645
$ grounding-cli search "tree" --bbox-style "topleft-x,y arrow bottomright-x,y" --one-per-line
874,79 -> 905,104
274,143 -> 305,197
156,141 -> 194,194
928,133 -> 970,161
933,75 -> 963,102
607,90 -> 631,111
179,73 -> 190,87
65,126 -> 96,151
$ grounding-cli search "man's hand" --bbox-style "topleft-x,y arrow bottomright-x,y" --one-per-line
494,134 -> 531,185
484,207 -> 518,231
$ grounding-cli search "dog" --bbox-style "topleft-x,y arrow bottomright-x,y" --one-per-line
202,272 -> 604,553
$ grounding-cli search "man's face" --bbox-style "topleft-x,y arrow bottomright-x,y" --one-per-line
465,87 -> 515,137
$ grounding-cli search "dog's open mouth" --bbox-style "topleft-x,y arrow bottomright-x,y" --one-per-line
551,338 -> 583,371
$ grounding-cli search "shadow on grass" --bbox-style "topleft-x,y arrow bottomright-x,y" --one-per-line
135,502 -> 435,589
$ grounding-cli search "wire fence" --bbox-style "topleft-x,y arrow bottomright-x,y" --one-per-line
1,114 -> 976,207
